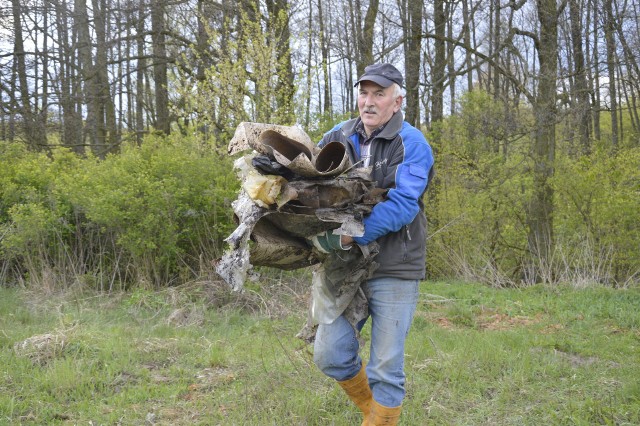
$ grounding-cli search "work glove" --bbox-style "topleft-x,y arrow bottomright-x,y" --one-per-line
309,231 -> 350,254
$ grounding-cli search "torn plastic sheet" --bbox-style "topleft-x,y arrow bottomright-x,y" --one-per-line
310,242 -> 379,324
242,171 -> 287,208
296,242 -> 379,344
214,192 -> 261,291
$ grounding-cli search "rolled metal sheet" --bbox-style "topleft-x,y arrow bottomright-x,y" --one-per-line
228,122 -> 352,178
228,122 -> 314,156
259,130 -> 314,162
314,141 -> 350,175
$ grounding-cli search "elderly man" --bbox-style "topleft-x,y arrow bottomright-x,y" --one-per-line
311,63 -> 435,425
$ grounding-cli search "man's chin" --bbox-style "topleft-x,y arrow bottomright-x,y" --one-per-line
362,117 -> 379,128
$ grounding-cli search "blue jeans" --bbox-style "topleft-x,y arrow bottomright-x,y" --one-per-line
313,277 -> 420,407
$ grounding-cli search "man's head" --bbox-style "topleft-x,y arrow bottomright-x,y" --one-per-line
355,64 -> 404,136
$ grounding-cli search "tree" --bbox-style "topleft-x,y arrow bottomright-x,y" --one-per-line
588,0 -> 602,141
135,0 -> 147,144
526,0 -> 561,281
603,0 -> 619,147
92,0 -> 119,154
303,0 -> 314,128
151,0 -> 170,135
568,0 -> 592,154
431,0 -> 446,124
318,0 -> 331,115
11,0 -> 47,151
266,0 -> 296,125
54,0 -> 84,153
355,0 -> 380,77
76,0 -> 99,153
401,0 -> 423,126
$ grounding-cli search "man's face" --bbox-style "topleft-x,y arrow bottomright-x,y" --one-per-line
357,81 -> 402,135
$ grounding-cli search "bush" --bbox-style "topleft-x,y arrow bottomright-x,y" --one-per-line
0,134 -> 239,289
426,91 -> 640,286
426,91 -> 533,285
554,146 -> 640,285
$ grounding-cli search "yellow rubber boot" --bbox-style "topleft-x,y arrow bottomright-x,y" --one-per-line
337,365 -> 372,425
367,399 -> 402,425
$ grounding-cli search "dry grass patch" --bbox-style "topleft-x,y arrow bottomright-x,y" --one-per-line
166,307 -> 205,327
476,311 -> 545,330
13,330 -> 69,365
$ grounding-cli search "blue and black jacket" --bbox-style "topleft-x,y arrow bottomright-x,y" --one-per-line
319,111 -> 435,280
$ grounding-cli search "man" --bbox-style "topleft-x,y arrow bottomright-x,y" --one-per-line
311,63 -> 434,425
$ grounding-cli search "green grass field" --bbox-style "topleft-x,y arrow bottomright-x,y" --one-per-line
1,276 -> 638,425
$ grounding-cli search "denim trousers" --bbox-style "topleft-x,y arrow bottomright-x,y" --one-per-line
313,277 -> 420,407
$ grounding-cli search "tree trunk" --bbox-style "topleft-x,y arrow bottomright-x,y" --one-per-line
589,0 -> 601,141
404,0 -> 422,126
446,1 -> 455,115
125,0 -> 134,135
462,0 -> 474,92
12,0 -> 47,150
527,0 -> 558,282
136,1 -> 146,144
75,0 -> 98,151
569,0 -> 592,155
492,0 -> 501,99
266,0 -> 295,125
41,0 -> 49,131
356,0 -> 380,77
431,0 -> 446,124
56,0 -> 84,154
318,0 -> 331,115
603,0 -> 618,148
91,0 -> 118,155
152,0 -> 170,134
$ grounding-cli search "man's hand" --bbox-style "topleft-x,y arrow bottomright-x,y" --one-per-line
340,235 -> 354,247
310,231 -> 352,254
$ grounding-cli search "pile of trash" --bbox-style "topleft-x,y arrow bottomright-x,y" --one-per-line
215,122 -> 385,293
216,122 -> 391,342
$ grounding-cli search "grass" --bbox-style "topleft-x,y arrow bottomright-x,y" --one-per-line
0,276 -> 639,425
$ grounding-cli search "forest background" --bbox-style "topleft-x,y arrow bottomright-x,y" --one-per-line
0,0 -> 639,290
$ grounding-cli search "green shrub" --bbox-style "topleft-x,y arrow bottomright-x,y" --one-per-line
426,91 -> 639,286
0,144 -> 78,288
554,146 -> 640,284
426,91 -> 533,285
0,134 -> 239,289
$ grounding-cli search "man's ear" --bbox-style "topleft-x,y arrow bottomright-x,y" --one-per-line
394,96 -> 403,112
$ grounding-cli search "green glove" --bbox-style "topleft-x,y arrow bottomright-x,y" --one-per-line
310,231 -> 349,254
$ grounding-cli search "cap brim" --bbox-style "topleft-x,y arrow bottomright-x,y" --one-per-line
354,75 -> 394,88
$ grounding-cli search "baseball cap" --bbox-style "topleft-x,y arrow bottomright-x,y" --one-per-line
354,63 -> 404,88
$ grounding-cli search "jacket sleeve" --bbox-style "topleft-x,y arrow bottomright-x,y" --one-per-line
353,127 -> 434,245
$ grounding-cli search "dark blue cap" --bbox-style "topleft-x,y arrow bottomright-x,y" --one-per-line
355,63 -> 404,88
